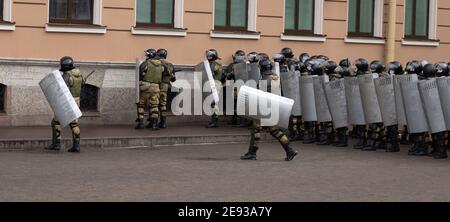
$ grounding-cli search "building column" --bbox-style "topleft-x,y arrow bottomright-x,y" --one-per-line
385,0 -> 397,64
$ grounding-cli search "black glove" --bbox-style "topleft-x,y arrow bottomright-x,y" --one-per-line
170,76 -> 176,82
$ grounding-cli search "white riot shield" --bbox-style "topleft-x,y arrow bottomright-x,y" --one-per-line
135,59 -> 142,104
324,79 -> 348,129
437,77 -> 450,130
248,62 -> 261,85
313,75 -> 332,122
358,74 -> 382,124
419,79 -> 447,133
195,61 -> 220,104
39,70 -> 82,127
401,74 -> 429,133
393,75 -> 408,126
233,62 -> 249,82
237,85 -> 294,129
374,76 -> 397,126
280,70 -> 301,116
271,62 -> 282,96
344,77 -> 366,125
300,75 -> 317,121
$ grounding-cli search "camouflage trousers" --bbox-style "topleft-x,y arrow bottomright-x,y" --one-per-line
249,121 -> 290,148
137,82 -> 160,120
289,116 -> 304,134
51,97 -> 80,139
159,83 -> 170,118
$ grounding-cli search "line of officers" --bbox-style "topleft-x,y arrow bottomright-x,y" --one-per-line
135,46 -> 450,160
213,47 -> 450,160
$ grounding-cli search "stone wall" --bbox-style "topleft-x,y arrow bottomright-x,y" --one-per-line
0,59 -> 201,126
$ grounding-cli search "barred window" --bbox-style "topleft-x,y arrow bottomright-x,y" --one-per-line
405,0 -> 429,40
0,83 -> 5,113
285,0 -> 315,35
136,0 -> 175,28
348,0 -> 374,37
49,0 -> 93,24
80,84 -> 98,112
214,0 -> 248,31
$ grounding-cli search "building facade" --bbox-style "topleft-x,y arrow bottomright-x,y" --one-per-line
0,0 -> 449,126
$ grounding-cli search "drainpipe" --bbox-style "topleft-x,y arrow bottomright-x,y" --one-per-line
385,0 -> 397,64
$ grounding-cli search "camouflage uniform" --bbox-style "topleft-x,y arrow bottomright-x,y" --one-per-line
49,68 -> 83,152
137,58 -> 164,130
241,66 -> 297,161
158,58 -> 175,128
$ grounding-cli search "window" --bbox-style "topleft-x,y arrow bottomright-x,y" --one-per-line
285,0 -> 315,35
0,84 -> 5,113
80,84 -> 98,112
214,0 -> 248,31
136,0 -> 174,28
348,0 -> 374,37
0,0 -> 3,21
405,0 -> 429,40
49,0 -> 94,24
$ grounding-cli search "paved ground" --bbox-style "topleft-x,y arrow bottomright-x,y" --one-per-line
1,141 -> 449,202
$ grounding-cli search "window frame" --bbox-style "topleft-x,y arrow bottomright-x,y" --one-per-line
0,0 -> 4,21
135,0 -> 176,28
0,83 -> 6,113
347,0 -> 375,38
284,0 -> 316,36
214,0 -> 249,32
404,0 -> 430,40
49,0 -> 94,25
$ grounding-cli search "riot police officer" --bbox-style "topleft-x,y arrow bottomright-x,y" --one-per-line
240,58 -> 298,161
299,53 -> 310,63
422,64 -> 448,159
156,48 -> 176,129
324,60 -> 349,147
405,60 -> 428,155
137,48 -> 164,131
353,58 -> 372,150
205,49 -> 223,128
224,50 -> 246,126
45,56 -> 84,153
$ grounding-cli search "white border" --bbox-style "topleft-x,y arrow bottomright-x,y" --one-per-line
210,30 -> 260,39
45,24 -> 106,34
131,27 -> 187,36
401,39 -> 439,47
344,37 -> 385,44
281,34 -> 326,42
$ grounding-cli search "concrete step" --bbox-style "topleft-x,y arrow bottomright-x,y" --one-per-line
0,125 -> 274,151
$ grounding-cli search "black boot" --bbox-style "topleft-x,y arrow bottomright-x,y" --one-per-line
158,116 -> 167,129
303,122 -> 315,144
206,115 -> 219,128
45,127 -> 61,151
316,130 -> 329,145
335,128 -> 348,147
282,143 -> 298,161
240,146 -> 258,160
412,134 -> 428,156
386,126 -> 400,152
135,118 -> 145,129
68,134 -> 80,153
433,133 -> 448,159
